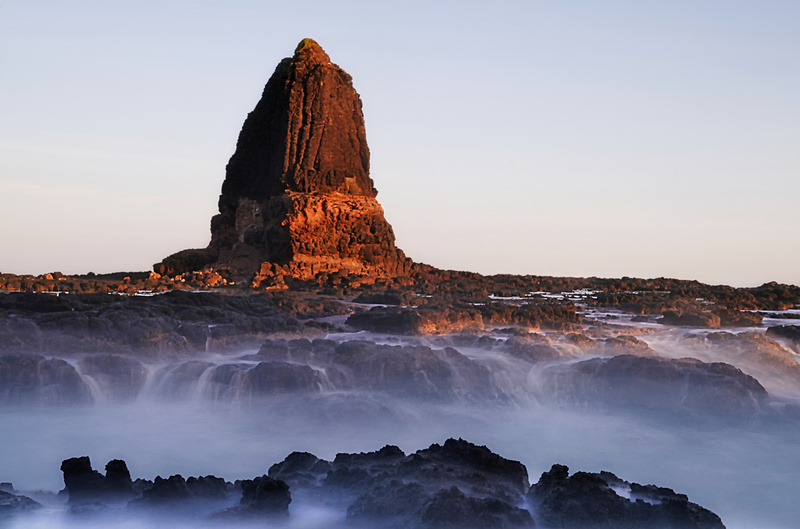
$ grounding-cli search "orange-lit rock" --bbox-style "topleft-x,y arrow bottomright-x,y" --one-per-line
155,39 -> 411,284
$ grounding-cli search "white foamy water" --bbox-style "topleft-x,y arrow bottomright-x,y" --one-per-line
2,319 -> 800,529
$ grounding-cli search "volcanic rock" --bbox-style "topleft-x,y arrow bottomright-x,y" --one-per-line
155,38 -> 412,283
60,456 -> 133,504
528,464 -> 725,529
269,438 -> 534,529
538,354 -> 768,419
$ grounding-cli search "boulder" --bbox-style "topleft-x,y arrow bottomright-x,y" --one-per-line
538,354 -> 768,419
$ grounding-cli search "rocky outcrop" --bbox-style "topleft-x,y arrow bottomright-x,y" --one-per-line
0,354 -> 92,405
0,291 -> 314,356
155,38 -> 412,283
60,456 -> 133,504
537,354 -> 768,419
1,441 -> 727,527
528,464 -> 725,529
270,438 -> 534,529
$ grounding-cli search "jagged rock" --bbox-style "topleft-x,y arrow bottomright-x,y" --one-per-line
133,474 -> 234,508
268,451 -> 332,488
528,464 -> 725,529
237,475 -> 291,514
155,38 -> 412,282
60,457 -> 108,504
60,457 -> 135,505
269,438 -> 533,529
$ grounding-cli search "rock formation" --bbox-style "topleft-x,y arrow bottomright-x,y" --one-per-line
155,38 -> 412,284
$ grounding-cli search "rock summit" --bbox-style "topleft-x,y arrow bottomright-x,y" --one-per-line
155,38 -> 412,285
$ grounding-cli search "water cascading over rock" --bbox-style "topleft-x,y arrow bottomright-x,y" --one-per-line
155,39 -> 412,284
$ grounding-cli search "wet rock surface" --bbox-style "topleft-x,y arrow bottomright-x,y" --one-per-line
528,464 -> 725,529
271,438 -> 534,529
0,290 -> 323,355
538,354 -> 769,419
0,440 -> 728,527
0,353 -> 92,405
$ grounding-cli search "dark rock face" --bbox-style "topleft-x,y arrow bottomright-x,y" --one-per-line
538,354 -> 768,419
236,475 -> 291,514
156,38 -> 412,282
134,474 -> 233,507
528,464 -> 725,529
0,354 -> 92,405
766,325 -> 800,352
12,442 -> 726,528
270,438 -> 534,529
252,339 -> 498,400
76,354 -> 147,402
60,456 -> 132,504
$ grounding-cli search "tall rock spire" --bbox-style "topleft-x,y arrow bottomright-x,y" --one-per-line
155,39 -> 412,284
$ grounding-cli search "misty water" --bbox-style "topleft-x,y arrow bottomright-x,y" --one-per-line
2,322 -> 799,529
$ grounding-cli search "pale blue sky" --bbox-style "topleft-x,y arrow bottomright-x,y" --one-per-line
1,1 -> 798,286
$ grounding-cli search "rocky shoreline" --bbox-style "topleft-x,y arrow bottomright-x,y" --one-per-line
1,438 -> 725,529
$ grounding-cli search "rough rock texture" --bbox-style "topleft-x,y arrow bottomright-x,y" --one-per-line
0,354 -> 93,405
155,38 -> 412,282
528,464 -> 725,529
269,438 -> 534,529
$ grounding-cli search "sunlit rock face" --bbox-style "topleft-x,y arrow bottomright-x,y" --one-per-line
155,38 -> 412,282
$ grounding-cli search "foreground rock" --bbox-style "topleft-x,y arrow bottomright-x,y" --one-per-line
155,38 -> 412,283
529,464 -> 725,529
0,440 -> 727,528
270,438 -> 534,529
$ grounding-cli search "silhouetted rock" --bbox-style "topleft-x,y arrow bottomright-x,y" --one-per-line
528,464 -> 725,529
156,38 -> 412,282
133,474 -> 234,508
271,438 -> 533,528
60,457 -> 107,504
238,475 -> 291,514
